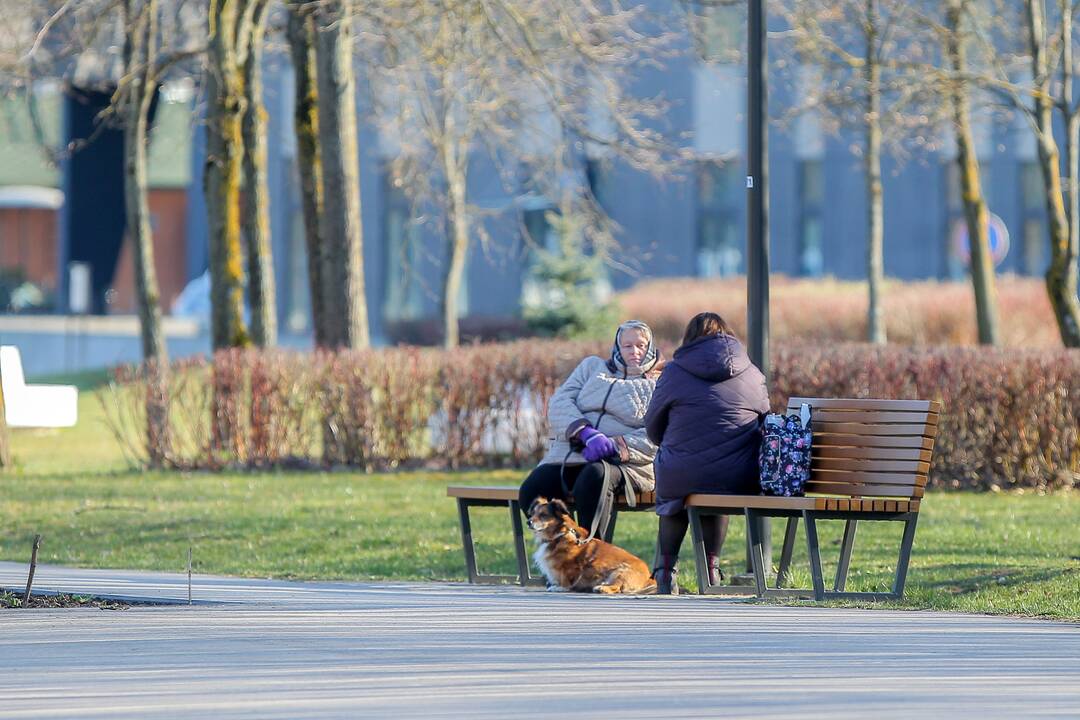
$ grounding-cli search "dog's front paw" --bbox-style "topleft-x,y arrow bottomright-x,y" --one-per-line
545,584 -> 568,592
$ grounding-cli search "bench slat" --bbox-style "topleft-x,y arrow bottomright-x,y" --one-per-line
810,469 -> 927,486
813,446 -> 933,462
813,434 -> 935,450
812,458 -> 931,474
447,485 -> 655,506
684,493 -> 824,510
826,498 -> 904,512
788,397 -> 942,414
805,481 -> 924,498
813,421 -> 935,437
805,410 -> 938,425
686,494 -> 917,512
447,486 -> 521,501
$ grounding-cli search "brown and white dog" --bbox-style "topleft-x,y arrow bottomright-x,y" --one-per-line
527,496 -> 657,594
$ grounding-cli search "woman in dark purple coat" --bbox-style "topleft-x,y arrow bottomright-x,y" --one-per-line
645,312 -> 771,594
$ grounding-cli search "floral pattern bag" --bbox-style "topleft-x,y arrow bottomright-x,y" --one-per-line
759,403 -> 813,497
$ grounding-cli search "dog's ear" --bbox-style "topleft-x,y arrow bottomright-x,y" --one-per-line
550,498 -> 571,518
527,497 -> 546,516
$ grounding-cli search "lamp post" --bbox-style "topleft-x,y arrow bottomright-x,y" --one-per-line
746,0 -> 772,571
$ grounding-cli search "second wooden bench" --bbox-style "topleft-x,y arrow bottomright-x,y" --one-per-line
447,485 -> 655,586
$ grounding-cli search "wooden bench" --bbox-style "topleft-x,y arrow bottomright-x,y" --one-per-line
447,485 -> 655,586
685,397 -> 940,601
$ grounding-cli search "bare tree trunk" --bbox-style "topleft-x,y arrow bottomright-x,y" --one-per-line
865,0 -> 886,344
947,1 -> 999,345
1064,110 -> 1080,343
1059,0 -> 1080,347
286,1 -> 330,348
1026,0 -> 1080,346
123,0 -> 171,465
441,141 -> 469,349
314,0 -> 369,349
205,0 -> 251,350
241,0 -> 277,347
123,0 -> 167,366
0,389 -> 10,469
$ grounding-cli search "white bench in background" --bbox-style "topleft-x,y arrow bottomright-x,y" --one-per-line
0,345 -> 78,428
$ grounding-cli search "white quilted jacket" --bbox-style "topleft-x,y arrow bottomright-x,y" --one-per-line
538,356 -> 658,492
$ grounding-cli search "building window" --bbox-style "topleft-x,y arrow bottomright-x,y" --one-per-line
689,1 -> 744,64
942,160 -> 993,279
798,159 -> 824,277
696,160 -> 742,277
1019,161 -> 1046,276
585,157 -> 610,212
523,206 -> 558,253
382,174 -> 425,322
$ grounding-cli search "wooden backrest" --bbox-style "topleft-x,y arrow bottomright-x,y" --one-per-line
786,397 -> 941,500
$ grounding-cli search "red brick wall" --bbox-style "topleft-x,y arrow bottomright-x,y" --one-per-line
0,208 -> 58,290
109,188 -> 189,314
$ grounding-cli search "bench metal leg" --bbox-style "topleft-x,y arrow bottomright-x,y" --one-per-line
509,500 -> 531,586
456,499 -> 528,585
687,507 -> 757,596
745,509 -> 769,597
688,506 -> 709,592
774,516 -> 799,589
457,499 -> 480,584
802,511 -> 827,601
512,500 -> 546,587
834,519 -> 858,592
892,514 -> 919,599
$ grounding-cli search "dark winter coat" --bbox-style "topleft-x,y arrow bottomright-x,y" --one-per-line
645,333 -> 771,515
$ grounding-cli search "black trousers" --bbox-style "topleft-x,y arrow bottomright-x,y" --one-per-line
657,511 -> 729,560
518,462 -> 623,531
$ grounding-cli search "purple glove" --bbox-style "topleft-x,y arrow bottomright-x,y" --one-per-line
579,426 -> 618,462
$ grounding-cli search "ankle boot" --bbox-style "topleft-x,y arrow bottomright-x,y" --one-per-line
653,555 -> 679,595
706,554 -> 724,586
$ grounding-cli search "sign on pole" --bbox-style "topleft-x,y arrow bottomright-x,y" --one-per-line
951,213 -> 1010,267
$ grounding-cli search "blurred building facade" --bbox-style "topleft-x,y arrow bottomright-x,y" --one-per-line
0,2 -> 1054,350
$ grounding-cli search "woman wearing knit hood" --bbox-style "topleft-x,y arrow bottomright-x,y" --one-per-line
519,320 -> 663,542
645,312 -> 771,594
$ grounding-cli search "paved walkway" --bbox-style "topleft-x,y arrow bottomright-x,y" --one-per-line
1,562 -> 1078,719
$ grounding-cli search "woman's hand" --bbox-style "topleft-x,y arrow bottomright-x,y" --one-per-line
580,426 -> 618,462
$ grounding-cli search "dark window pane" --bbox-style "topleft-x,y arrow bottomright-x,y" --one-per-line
696,160 -> 741,276
383,174 -> 425,321
1021,161 -> 1043,210
798,160 -> 824,277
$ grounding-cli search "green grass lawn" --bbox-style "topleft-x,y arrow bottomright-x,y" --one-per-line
1,380 -> 1077,619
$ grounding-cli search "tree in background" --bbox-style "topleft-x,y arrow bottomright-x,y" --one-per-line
0,388 -> 9,470
1016,0 -> 1080,346
285,0 -> 330,348
941,0 -> 1000,344
200,0 -> 279,351
204,0 -> 249,349
240,0 -> 276,347
14,0 -> 203,464
314,0 -> 369,349
780,0 -> 937,345
522,198 -> 620,339
959,0 -> 1080,347
368,0 -> 673,347
120,0 -> 171,462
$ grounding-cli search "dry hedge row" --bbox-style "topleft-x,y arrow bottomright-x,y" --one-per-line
617,276 -> 1061,347
104,341 -> 1079,490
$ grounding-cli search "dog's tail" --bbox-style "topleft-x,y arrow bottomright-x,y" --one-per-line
629,578 -> 658,595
